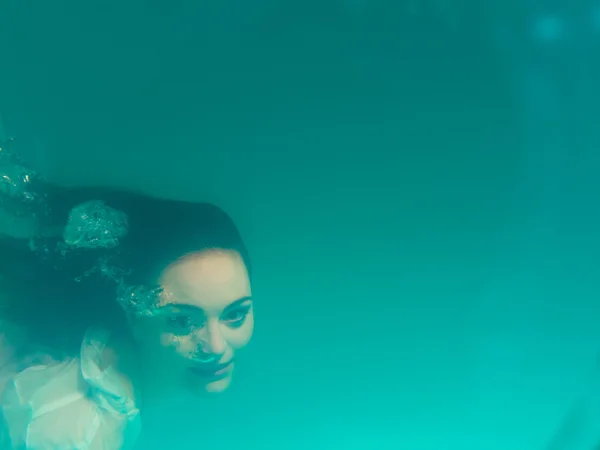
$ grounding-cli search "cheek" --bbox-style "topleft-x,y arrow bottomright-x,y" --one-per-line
229,313 -> 255,350
159,333 -> 196,358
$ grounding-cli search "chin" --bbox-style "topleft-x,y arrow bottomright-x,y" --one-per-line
205,377 -> 232,393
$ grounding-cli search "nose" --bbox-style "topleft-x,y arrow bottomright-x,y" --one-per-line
197,319 -> 227,356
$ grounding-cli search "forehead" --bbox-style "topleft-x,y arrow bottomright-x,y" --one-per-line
158,250 -> 251,312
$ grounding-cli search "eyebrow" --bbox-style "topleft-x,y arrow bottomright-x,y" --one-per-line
226,296 -> 253,308
158,296 -> 253,315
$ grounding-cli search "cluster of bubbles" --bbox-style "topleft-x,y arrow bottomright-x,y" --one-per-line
0,137 -> 47,218
115,283 -> 164,319
63,200 -> 129,250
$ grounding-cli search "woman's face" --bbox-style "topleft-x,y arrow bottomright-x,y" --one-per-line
136,249 -> 254,394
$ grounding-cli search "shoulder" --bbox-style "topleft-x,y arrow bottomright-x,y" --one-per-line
81,326 -> 141,409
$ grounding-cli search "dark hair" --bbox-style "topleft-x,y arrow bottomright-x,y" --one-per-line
0,186 -> 251,357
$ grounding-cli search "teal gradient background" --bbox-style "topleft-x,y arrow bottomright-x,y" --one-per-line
1,1 -> 599,448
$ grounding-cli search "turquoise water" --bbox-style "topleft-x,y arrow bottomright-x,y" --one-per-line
1,1 -> 600,449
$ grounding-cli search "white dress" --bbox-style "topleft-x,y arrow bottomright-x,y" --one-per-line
0,323 -> 141,449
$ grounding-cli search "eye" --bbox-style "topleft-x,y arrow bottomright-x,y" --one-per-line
167,315 -> 204,333
222,307 -> 250,328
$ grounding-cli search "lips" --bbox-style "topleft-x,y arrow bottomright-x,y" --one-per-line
190,360 -> 233,378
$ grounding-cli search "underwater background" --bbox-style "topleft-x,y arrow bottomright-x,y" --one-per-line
1,0 -> 600,448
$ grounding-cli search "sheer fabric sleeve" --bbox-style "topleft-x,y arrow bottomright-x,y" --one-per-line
0,327 -> 141,449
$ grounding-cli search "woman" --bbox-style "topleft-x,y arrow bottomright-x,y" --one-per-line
0,150 -> 255,449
